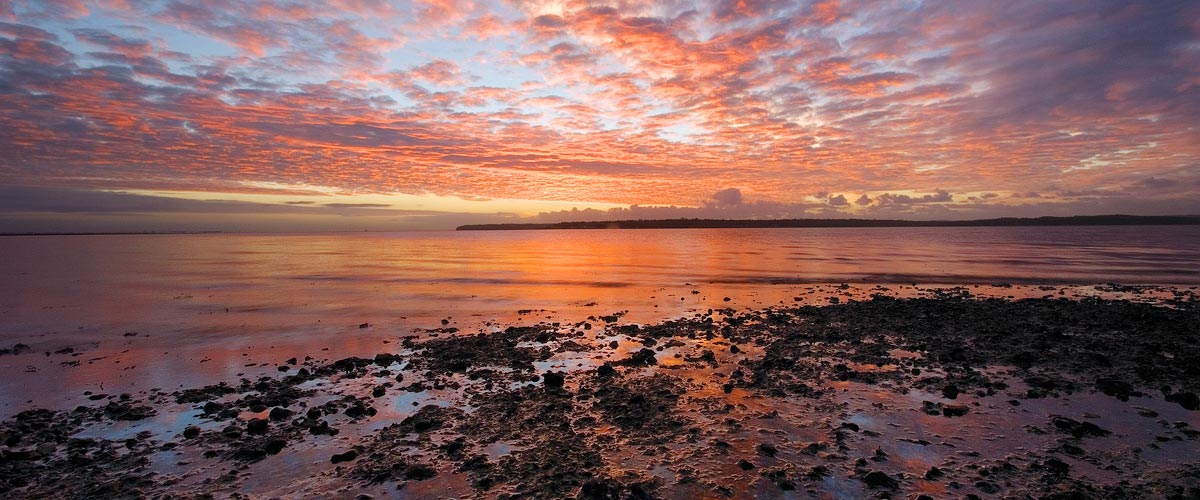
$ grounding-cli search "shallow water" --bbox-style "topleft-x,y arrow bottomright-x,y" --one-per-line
0,226 -> 1197,414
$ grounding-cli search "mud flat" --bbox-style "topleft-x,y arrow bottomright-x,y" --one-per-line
2,288 -> 1199,499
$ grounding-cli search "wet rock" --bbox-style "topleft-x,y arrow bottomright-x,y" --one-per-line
1166,391 -> 1200,411
942,404 -> 970,417
542,371 -> 565,389
925,466 -> 945,480
1051,416 -> 1111,438
862,470 -> 898,489
264,438 -> 287,454
268,407 -> 292,421
942,384 -> 960,399
596,363 -> 616,377
621,348 -> 657,366
202,401 -> 224,415
331,450 -> 359,464
246,418 -> 268,435
1095,378 -> 1134,401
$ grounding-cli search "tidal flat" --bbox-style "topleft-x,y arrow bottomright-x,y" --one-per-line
2,286 -> 1199,499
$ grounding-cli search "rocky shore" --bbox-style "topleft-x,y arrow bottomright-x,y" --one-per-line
2,291 -> 1199,499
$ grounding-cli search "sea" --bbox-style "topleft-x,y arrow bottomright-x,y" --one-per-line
1,225 -> 1198,414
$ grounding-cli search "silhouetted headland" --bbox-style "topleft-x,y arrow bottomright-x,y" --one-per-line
457,214 -> 1200,231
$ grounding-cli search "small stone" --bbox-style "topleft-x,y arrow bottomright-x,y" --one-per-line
756,443 -> 777,457
182,425 -> 201,439
737,459 -> 755,470
372,386 -> 386,397
729,344 -> 741,354
221,425 -> 242,439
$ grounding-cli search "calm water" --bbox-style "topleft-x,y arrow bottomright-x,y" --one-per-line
0,226 -> 1197,412
2,226 -> 1198,337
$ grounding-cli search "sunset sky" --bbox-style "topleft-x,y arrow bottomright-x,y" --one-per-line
1,0 -> 1198,231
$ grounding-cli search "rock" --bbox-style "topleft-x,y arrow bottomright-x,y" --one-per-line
331,450 -> 359,464
597,363 -> 616,377
221,425 -> 242,439
202,401 -> 224,415
1095,378 -> 1134,400
729,344 -> 741,354
247,418 -> 268,435
756,443 -> 777,457
543,371 -> 565,389
840,422 -> 860,432
942,405 -> 970,417
925,466 -> 944,480
264,438 -> 286,454
182,425 -> 201,439
625,348 -> 657,366
372,386 -> 386,397
737,459 -> 755,470
358,323 -> 369,329
1051,416 -> 1111,438
268,407 -> 292,421
862,471 -> 898,489
1166,391 -> 1200,411
942,384 -> 960,399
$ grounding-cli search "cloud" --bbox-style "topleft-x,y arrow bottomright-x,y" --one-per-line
0,0 -> 1196,229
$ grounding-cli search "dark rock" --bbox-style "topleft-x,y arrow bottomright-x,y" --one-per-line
737,459 -> 755,470
863,471 -> 898,489
202,401 -> 224,415
1051,416 -> 1111,438
182,425 -> 200,439
543,371 -> 566,389
247,418 -> 268,435
1095,378 -> 1134,400
1166,391 -> 1200,411
925,466 -> 944,480
624,348 -> 657,366
331,450 -> 359,464
942,405 -> 969,417
942,384 -> 960,399
729,344 -> 741,354
221,425 -> 242,439
372,386 -> 386,397
756,443 -> 777,457
268,407 -> 292,421
264,438 -> 287,454
359,323 -> 369,328
597,363 -> 616,377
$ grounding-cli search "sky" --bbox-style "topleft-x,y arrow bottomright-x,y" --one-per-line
1,0 -> 1198,232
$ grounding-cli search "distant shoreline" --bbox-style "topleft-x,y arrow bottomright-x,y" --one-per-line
457,214 -> 1200,231
0,231 -> 224,237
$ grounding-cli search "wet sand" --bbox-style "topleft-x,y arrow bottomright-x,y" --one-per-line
2,285 -> 1199,499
